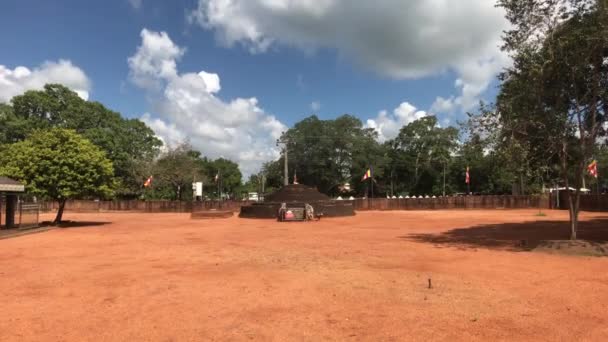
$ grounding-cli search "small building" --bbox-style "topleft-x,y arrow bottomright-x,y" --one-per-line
0,177 -> 25,229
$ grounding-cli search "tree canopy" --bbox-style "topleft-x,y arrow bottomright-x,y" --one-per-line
2,84 -> 162,197
260,114 -> 386,196
143,142 -> 242,200
489,0 -> 608,239
0,129 -> 114,224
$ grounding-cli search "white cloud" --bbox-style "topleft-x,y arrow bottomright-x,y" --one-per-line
430,96 -> 456,114
128,29 -> 185,90
365,101 -> 427,142
310,101 -> 321,112
128,0 -> 142,10
0,60 -> 90,103
189,0 -> 511,109
432,48 -> 511,113
130,29 -> 287,176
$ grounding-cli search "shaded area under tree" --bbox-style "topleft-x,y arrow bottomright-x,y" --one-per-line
405,217 -> 608,252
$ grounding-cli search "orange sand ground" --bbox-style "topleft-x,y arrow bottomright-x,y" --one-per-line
1,210 -> 608,341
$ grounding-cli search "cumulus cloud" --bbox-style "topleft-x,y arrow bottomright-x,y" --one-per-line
128,29 -> 185,90
430,96 -> 457,114
430,47 -> 511,114
365,102 -> 428,142
0,60 -> 90,103
129,29 -> 287,176
189,0 -> 511,110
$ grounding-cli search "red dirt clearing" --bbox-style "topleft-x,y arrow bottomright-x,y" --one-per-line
1,210 -> 608,341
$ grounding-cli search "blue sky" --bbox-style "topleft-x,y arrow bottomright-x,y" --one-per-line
0,0 -> 509,174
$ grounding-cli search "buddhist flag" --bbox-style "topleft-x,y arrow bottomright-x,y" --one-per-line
143,175 -> 153,187
465,167 -> 470,184
362,168 -> 372,181
587,160 -> 598,178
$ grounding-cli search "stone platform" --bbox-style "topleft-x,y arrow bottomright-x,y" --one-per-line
239,184 -> 355,219
191,210 -> 234,219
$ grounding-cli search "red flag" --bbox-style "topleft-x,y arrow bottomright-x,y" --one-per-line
587,160 -> 598,178
465,167 -> 470,184
362,169 -> 372,181
143,175 -> 153,187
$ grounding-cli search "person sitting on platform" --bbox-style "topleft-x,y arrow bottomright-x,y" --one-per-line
278,203 -> 287,221
305,203 -> 314,221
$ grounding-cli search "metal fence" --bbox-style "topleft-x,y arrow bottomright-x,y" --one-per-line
18,203 -> 40,229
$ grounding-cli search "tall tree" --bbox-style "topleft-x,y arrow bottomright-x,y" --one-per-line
147,143 -> 205,201
204,158 -> 242,198
497,0 -> 608,239
0,129 -> 114,224
389,116 -> 459,195
7,84 -> 162,197
279,114 -> 386,195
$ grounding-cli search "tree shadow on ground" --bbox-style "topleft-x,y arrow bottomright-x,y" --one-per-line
404,217 -> 608,252
40,221 -> 111,229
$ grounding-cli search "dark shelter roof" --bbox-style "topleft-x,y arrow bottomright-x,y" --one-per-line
264,184 -> 330,202
0,177 -> 25,192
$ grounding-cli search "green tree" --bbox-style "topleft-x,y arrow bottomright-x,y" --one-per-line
8,84 -> 162,198
389,116 -> 459,196
462,102 -> 550,195
146,143 -> 206,200
497,0 -> 608,239
143,142 -> 243,200
206,158 -> 242,198
279,114 -> 386,196
0,129 -> 114,224
259,160 -> 283,194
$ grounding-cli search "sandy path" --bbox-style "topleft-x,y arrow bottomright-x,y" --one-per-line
1,210 -> 607,341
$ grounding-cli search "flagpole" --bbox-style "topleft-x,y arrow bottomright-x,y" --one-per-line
596,161 -> 600,196
466,167 -> 470,196
219,172 -> 224,209
370,165 -> 374,200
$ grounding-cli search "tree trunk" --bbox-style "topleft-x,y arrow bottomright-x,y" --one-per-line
567,193 -> 578,240
559,140 -> 579,240
53,198 -> 67,225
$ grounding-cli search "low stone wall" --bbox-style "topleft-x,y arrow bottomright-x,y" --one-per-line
38,195 -> 552,214
353,195 -> 549,211
40,200 -> 253,213
553,193 -> 608,212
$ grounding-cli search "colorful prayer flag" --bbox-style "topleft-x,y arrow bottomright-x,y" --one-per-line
588,160 -> 598,178
143,175 -> 153,187
362,169 -> 372,181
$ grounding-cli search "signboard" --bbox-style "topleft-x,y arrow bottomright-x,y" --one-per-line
194,182 -> 203,197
